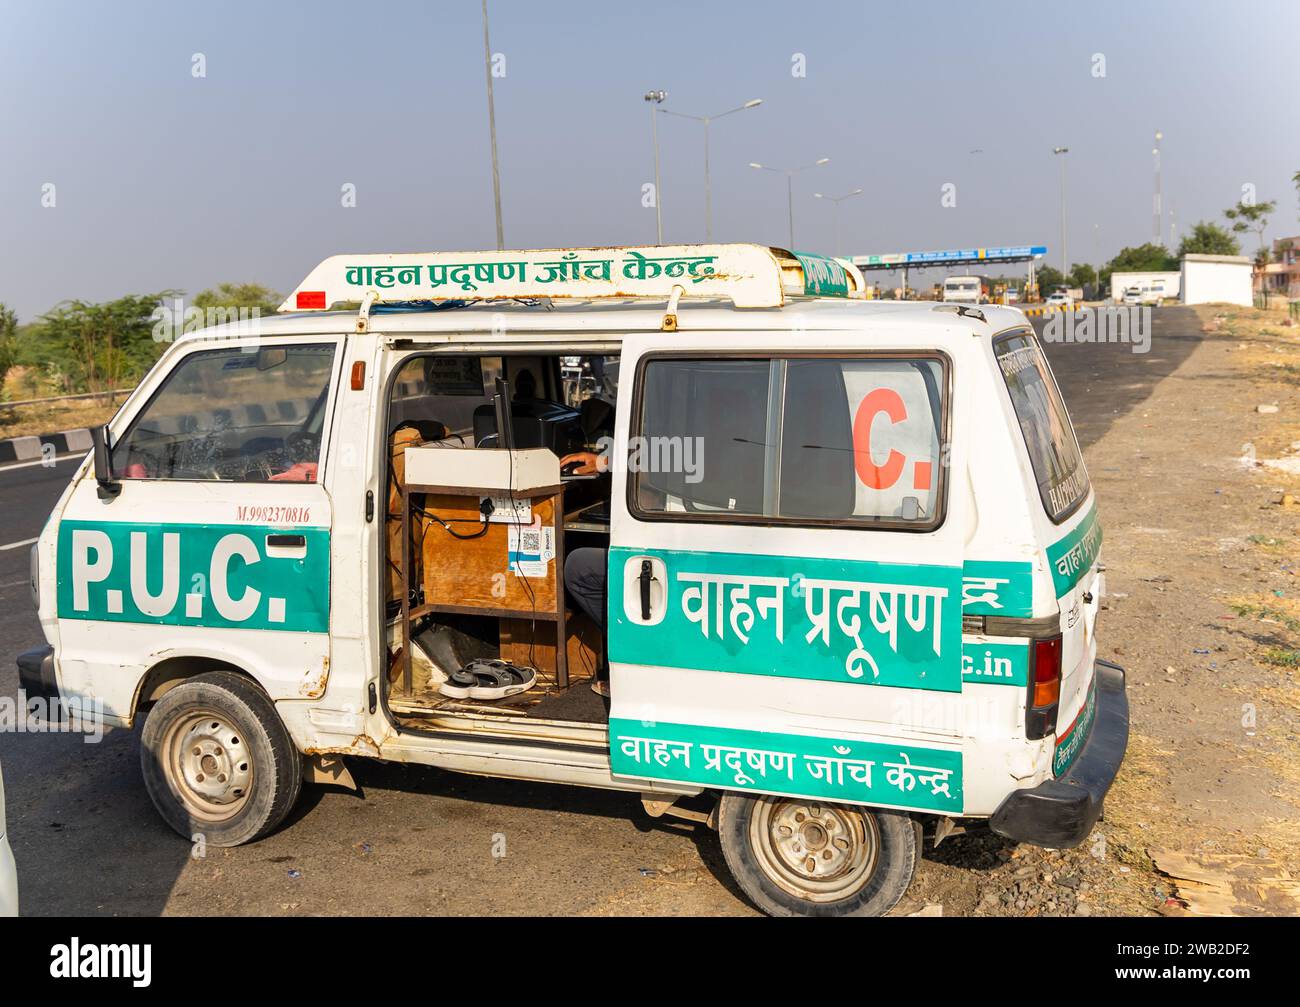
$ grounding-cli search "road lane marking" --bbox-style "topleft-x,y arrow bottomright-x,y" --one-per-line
0,452 -> 86,473
0,537 -> 38,551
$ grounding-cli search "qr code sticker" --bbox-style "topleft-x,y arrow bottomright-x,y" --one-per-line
519,531 -> 541,553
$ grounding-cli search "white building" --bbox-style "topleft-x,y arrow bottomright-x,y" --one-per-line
1109,271 -> 1180,302
1180,254 -> 1253,306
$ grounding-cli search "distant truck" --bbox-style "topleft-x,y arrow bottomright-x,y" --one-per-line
942,275 -> 983,304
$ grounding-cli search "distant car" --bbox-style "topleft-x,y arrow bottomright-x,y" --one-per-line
0,758 -> 16,916
1138,286 -> 1162,306
1045,291 -> 1073,309
942,275 -> 982,304
1121,288 -> 1142,306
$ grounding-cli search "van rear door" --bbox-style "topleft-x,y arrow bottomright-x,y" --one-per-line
992,329 -> 1100,775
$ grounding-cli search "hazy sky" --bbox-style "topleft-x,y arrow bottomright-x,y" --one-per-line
2,0 -> 1297,319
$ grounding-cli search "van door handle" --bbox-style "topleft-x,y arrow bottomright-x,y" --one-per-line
639,560 -> 652,620
266,533 -> 306,549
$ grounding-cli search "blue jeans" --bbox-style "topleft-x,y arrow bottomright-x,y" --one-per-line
564,547 -> 608,629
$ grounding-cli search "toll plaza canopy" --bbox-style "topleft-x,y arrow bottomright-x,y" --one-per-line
851,245 -> 1047,272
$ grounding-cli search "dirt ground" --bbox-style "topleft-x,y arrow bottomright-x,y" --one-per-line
896,303 -> 1300,917
0,365 -> 121,438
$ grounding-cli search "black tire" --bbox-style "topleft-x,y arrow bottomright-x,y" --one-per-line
717,792 -> 919,917
140,671 -> 302,847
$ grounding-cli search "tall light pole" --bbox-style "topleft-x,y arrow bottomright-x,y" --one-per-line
644,90 -> 667,243
1052,146 -> 1069,277
813,188 -> 863,253
749,158 -> 830,250
661,99 -> 762,241
1093,221 -> 1100,297
481,0 -> 504,249
1152,130 -> 1163,246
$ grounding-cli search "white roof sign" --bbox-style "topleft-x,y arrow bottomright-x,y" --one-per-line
280,244 -> 862,312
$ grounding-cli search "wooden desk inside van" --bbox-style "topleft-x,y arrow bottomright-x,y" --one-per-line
399,480 -> 570,692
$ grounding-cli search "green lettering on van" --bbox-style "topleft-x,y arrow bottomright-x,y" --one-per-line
961,640 -> 1029,686
610,718 -> 963,814
1053,674 -> 1097,775
793,251 -> 850,296
608,546 -> 962,692
961,560 -> 1032,617
56,520 -> 330,633
1046,503 -> 1102,597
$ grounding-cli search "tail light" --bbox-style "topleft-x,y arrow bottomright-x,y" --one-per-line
1026,634 -> 1062,740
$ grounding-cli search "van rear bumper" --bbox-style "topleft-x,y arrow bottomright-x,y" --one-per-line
17,644 -> 58,706
989,659 -> 1129,849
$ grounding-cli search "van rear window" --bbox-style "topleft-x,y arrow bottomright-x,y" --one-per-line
632,354 -> 948,529
994,331 -> 1089,521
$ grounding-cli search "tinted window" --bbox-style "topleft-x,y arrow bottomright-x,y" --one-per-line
634,355 -> 946,527
636,359 -> 769,514
994,331 -> 1089,520
112,343 -> 337,482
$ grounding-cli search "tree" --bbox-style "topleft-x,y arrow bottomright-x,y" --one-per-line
1106,243 -> 1178,273
1097,243 -> 1176,293
1068,263 -> 1097,290
0,304 -> 17,396
1035,265 -> 1065,293
192,282 -> 282,318
39,293 -> 176,393
1177,220 -> 1241,257
1224,198 -> 1276,253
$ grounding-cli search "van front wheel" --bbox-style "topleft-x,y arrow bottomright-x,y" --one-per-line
140,671 -> 302,847
717,793 -> 919,917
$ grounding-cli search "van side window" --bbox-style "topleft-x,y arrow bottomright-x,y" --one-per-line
111,343 -> 337,482
993,331 -> 1089,521
633,355 -> 947,529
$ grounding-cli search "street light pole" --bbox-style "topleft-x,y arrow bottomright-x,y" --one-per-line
644,90 -> 666,243
1152,130 -> 1163,246
481,0 -> 504,250
661,99 -> 762,241
1093,221 -> 1100,297
749,157 -> 830,249
1052,146 -> 1069,277
814,188 -> 864,253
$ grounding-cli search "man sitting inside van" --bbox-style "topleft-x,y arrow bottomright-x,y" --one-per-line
559,448 -> 611,697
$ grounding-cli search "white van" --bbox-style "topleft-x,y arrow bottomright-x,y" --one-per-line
18,244 -> 1127,917
0,757 -> 16,916
942,276 -> 982,304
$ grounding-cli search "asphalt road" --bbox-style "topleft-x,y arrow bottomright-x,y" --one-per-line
0,307 -> 1202,916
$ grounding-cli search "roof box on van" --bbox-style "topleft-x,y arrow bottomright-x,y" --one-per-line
279,244 -> 865,313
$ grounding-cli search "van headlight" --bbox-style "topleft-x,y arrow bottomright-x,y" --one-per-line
29,544 -> 39,610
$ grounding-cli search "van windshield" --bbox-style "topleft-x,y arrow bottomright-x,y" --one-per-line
994,331 -> 1089,521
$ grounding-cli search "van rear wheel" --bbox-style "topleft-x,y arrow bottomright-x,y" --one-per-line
717,792 -> 919,917
140,671 -> 302,847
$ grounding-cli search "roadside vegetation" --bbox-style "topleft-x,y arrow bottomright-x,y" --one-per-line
0,283 -> 280,439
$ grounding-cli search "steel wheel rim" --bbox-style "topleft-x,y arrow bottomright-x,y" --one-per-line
749,796 -> 879,903
162,710 -> 254,823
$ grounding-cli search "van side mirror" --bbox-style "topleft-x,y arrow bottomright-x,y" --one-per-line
91,425 -> 121,500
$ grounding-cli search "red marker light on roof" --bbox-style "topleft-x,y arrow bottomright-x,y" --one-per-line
296,290 -> 327,309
